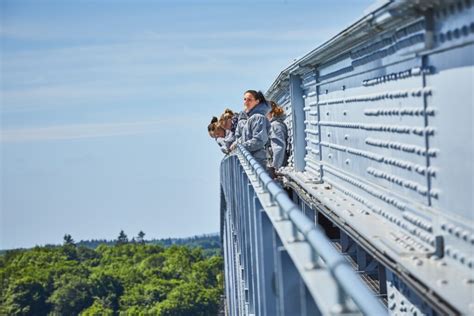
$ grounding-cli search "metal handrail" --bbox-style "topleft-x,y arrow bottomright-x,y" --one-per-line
235,144 -> 387,316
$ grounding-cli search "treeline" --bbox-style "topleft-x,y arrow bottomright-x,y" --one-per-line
0,233 -> 223,315
0,232 -> 221,257
76,232 -> 221,257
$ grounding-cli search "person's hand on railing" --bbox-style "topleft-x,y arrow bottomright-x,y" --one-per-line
268,166 -> 276,179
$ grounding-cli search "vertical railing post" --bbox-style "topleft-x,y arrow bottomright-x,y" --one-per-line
289,74 -> 306,172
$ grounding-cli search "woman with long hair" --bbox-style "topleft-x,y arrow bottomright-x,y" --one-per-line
267,101 -> 288,176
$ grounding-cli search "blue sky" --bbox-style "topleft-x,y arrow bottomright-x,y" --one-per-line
1,0 -> 373,249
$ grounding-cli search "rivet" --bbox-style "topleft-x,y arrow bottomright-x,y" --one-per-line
454,28 -> 460,39
452,251 -> 458,259
454,227 -> 462,237
446,30 -> 452,40
437,279 -> 448,286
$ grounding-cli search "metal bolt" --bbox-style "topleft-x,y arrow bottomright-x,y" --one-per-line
454,227 -> 462,237
452,251 -> 458,260
437,279 -> 448,286
447,225 -> 454,233
462,231 -> 469,241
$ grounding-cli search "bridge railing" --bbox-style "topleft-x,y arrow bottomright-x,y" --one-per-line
220,144 -> 387,316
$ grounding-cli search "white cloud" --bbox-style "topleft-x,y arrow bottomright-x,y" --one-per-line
0,20 -> 334,44
1,18 -> 338,113
0,117 -> 203,143
138,28 -> 331,42
1,37 -> 298,111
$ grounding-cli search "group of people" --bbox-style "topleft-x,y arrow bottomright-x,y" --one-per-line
207,90 -> 288,178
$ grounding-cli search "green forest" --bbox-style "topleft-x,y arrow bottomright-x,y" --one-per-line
0,233 -> 223,315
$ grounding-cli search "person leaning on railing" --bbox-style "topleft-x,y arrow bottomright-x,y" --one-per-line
266,101 -> 288,178
208,117 -> 229,154
218,109 -> 239,151
231,110 -> 248,148
230,90 -> 270,169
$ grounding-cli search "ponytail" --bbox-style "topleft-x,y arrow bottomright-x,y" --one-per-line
256,91 -> 266,104
269,101 -> 284,117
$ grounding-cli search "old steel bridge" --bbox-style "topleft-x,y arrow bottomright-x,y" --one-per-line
220,0 -> 474,315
